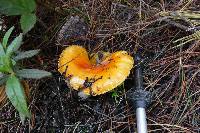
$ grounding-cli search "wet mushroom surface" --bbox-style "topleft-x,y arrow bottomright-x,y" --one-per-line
58,45 -> 134,96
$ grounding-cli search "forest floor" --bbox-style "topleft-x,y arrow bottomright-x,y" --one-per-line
0,0 -> 200,132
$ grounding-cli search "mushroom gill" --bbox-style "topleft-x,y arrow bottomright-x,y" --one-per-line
58,45 -> 133,96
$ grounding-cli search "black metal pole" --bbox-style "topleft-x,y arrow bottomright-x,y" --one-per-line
127,54 -> 151,133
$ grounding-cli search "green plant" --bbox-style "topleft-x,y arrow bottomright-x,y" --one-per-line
0,0 -> 37,34
0,26 -> 51,123
111,83 -> 125,103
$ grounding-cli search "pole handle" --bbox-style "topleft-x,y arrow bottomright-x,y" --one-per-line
136,108 -> 147,133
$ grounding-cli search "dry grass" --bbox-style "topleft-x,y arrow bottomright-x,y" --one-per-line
0,0 -> 199,132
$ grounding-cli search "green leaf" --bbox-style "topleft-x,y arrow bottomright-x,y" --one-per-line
0,43 -> 5,56
0,0 -> 36,15
19,113 -> 26,125
0,56 -> 7,72
2,26 -> 14,49
16,69 -> 52,79
14,49 -> 40,61
11,59 -> 16,66
0,56 -> 13,73
20,13 -> 36,33
5,74 -> 30,123
0,73 -> 8,86
6,33 -> 23,57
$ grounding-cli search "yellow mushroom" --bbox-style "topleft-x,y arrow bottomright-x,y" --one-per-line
58,45 -> 134,96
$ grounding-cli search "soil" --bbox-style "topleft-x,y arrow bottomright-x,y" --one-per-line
0,0 -> 200,132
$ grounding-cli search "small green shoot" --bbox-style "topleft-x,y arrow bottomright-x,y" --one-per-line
111,83 -> 125,103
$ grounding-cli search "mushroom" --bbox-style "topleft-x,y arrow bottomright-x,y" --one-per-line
58,45 -> 133,96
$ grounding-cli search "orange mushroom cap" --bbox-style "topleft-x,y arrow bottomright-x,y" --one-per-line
58,45 -> 134,96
